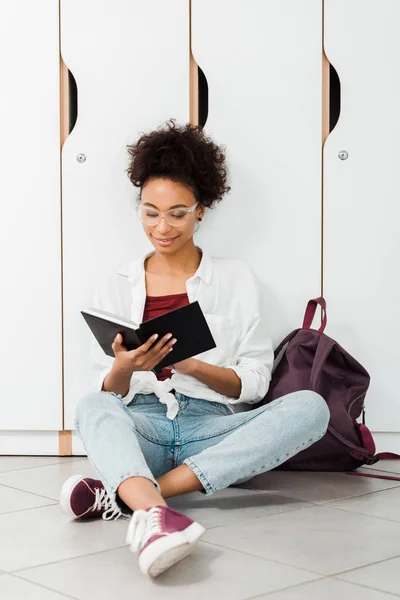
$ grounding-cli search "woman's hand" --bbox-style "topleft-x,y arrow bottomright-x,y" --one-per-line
166,358 -> 198,375
112,332 -> 177,374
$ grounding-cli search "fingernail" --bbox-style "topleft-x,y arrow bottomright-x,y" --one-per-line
171,338 -> 177,345
167,333 -> 173,339
153,334 -> 158,340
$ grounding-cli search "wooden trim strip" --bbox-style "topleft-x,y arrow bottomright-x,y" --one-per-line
59,430 -> 72,456
321,0 -> 330,305
189,0 -> 198,126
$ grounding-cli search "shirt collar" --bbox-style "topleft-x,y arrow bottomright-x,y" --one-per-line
116,246 -> 213,286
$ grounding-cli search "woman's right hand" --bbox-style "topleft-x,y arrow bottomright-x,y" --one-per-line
111,332 -> 177,374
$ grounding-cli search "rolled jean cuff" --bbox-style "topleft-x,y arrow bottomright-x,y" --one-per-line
184,457 -> 215,496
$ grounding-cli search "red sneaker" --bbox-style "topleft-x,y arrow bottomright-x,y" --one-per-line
59,474 -> 123,520
126,505 -> 205,577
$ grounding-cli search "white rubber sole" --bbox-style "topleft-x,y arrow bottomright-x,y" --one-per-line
139,522 -> 206,578
59,474 -> 86,518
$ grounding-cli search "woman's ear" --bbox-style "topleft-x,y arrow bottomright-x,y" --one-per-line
197,205 -> 205,221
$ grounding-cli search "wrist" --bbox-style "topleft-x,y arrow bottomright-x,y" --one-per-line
112,361 -> 135,379
187,358 -> 200,377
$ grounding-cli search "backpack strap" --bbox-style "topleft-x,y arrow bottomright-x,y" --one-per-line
329,425 -> 400,480
374,452 -> 400,460
302,297 -> 327,333
310,335 -> 335,391
327,424 -> 374,461
273,329 -> 300,359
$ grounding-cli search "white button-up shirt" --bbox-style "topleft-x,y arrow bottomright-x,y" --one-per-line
91,247 -> 273,418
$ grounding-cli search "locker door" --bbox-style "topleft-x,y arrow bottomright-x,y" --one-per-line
0,0 -> 62,431
61,0 -> 189,429
324,0 -> 400,440
192,0 -> 323,345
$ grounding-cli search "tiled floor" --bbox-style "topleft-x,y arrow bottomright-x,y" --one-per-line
1,458 -> 400,599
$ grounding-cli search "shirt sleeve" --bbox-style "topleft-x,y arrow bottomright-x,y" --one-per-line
226,270 -> 274,405
89,274 -> 139,404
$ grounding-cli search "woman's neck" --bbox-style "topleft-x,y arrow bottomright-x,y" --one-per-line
145,241 -> 202,276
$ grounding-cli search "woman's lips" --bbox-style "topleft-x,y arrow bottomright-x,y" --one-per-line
153,236 -> 179,246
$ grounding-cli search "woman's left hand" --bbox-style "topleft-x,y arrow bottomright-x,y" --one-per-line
166,357 -> 197,375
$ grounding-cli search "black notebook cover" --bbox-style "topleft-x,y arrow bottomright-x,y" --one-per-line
81,301 -> 216,374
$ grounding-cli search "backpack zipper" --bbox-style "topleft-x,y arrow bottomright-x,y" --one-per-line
347,392 -> 366,416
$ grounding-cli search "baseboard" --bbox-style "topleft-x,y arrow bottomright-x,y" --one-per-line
0,430 -> 87,456
0,431 -> 60,455
71,431 -> 86,456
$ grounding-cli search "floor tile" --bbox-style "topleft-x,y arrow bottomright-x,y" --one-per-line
168,487 -> 311,529
238,470 -> 400,504
254,577 -> 399,599
0,484 -> 55,514
0,574 -> 74,599
0,459 -> 95,500
17,543 -> 320,600
327,487 -> 400,523
203,505 -> 400,575
362,460 -> 400,475
0,456 -> 85,473
0,504 -> 127,572
338,556 -> 400,596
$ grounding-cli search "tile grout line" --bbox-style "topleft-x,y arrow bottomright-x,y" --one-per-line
204,536 -> 400,597
10,571 -> 79,600
300,481 -> 400,506
333,577 -> 400,599
240,477 -> 400,507
242,575 -> 332,600
0,482 -> 60,503
243,573 -> 400,600
329,551 -> 400,578
201,539 -> 324,577
0,457 -> 88,474
202,496 -> 400,535
329,504 -> 400,525
201,507 -> 400,576
313,484 -> 400,505
10,544 -> 129,575
0,502 -> 58,517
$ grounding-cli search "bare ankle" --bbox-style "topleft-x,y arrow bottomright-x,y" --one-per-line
117,476 -> 167,512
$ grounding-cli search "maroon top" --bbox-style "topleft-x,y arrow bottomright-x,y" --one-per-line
142,292 -> 189,381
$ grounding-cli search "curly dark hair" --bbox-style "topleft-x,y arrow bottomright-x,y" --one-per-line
127,120 -> 230,208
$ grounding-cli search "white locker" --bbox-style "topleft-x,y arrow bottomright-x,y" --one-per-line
0,0 -> 62,433
61,0 -> 190,429
324,0 -> 400,440
192,0 -> 323,346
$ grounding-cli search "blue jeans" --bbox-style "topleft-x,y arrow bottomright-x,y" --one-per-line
75,390 -> 330,516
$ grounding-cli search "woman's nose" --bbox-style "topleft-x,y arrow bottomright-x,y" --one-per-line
156,216 -> 172,234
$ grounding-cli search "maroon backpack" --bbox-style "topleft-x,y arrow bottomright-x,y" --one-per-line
259,297 -> 399,478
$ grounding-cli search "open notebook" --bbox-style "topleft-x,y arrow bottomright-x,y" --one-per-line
81,301 -> 216,374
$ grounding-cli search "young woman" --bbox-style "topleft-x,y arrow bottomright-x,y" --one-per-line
59,121 -> 330,578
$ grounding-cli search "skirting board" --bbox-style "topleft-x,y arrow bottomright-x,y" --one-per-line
0,430 -> 400,457
0,431 -> 86,456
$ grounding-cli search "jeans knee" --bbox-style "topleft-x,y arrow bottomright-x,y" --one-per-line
299,390 -> 330,433
74,390 -> 116,429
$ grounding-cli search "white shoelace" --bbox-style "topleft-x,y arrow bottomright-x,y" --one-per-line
92,487 -> 123,521
126,507 -> 164,552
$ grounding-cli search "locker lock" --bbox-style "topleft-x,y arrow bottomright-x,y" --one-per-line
76,153 -> 86,163
338,150 -> 348,160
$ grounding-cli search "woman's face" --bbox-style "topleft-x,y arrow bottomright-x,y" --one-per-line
139,178 -> 204,254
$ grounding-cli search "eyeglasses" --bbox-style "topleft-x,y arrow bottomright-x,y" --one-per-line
136,202 -> 199,227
